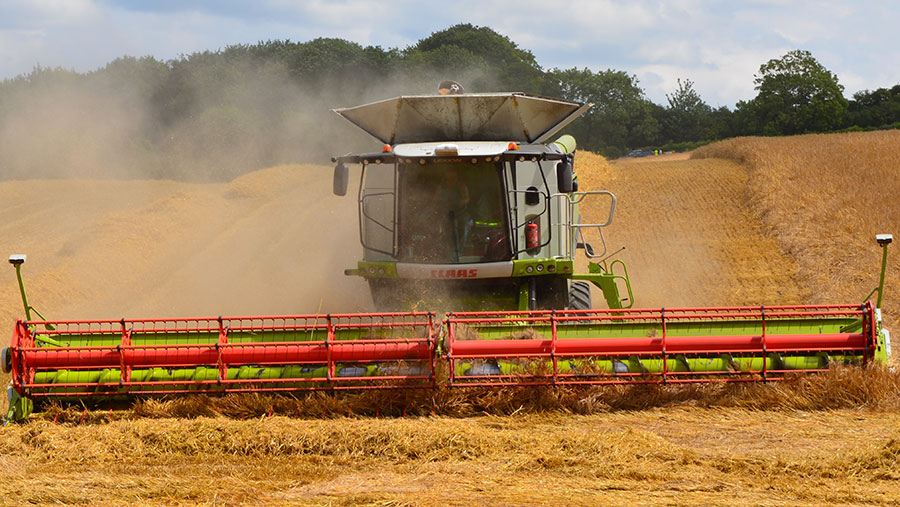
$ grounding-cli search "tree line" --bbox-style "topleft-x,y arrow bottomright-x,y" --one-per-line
0,24 -> 898,180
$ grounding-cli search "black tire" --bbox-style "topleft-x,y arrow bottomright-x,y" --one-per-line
1,347 -> 10,374
568,281 -> 592,310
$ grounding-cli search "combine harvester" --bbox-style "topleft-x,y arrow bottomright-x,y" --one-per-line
2,88 -> 893,421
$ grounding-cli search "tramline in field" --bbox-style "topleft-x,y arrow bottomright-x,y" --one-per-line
2,84 -> 893,421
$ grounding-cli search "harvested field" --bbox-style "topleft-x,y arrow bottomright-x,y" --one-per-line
1,131 -> 899,504
692,132 -> 900,331
3,407 -> 900,505
578,152 -> 808,308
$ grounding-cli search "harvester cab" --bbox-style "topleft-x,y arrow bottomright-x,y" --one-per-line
331,92 -> 632,312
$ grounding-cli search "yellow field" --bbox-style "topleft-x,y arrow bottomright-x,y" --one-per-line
577,152 -> 807,308
3,407 -> 900,505
1,131 -> 899,505
692,132 -> 900,330
0,165 -> 371,325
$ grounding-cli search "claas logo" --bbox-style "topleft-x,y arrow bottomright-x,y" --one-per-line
431,268 -> 478,279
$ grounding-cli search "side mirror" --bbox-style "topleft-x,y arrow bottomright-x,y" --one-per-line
333,162 -> 349,196
557,159 -> 573,193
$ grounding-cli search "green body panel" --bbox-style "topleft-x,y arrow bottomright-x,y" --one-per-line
356,257 -> 619,312
510,259 -> 574,277
34,325 -> 410,349
5,388 -> 32,422
552,134 -> 577,154
32,363 -> 405,395
454,353 -> 870,377
570,260 -> 634,310
356,258 -> 575,280
517,282 -> 530,311
351,262 -> 398,278
874,329 -> 890,363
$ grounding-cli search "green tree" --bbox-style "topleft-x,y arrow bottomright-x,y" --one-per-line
405,24 -> 545,93
663,78 -> 712,143
847,87 -> 900,128
706,106 -> 737,140
279,38 -> 397,96
550,67 -> 659,156
741,49 -> 847,135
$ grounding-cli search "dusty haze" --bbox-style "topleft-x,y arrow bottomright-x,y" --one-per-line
0,61 -> 495,182
0,165 -> 373,322
0,61 -> 496,319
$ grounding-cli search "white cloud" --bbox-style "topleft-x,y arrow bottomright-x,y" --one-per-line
2,0 -> 102,26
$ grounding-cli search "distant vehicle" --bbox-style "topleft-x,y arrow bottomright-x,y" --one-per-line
625,149 -> 654,158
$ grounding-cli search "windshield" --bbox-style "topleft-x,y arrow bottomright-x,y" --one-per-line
397,161 -> 510,264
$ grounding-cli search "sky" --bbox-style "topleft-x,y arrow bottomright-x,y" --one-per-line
0,0 -> 898,107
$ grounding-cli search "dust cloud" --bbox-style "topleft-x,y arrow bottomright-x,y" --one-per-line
0,165 -> 374,322
0,58 -> 496,320
0,60 -> 494,182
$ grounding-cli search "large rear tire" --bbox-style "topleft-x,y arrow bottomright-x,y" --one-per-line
568,280 -> 592,310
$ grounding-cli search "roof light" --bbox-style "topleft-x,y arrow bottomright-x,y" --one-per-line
434,144 -> 459,156
507,142 -> 519,151
382,144 -> 392,153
